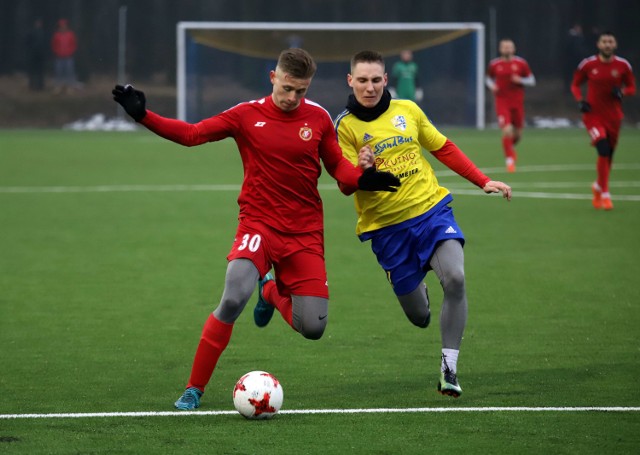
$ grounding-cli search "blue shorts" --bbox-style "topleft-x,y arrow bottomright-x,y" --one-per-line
362,196 -> 465,296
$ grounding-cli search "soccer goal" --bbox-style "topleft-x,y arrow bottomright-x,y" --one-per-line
176,22 -> 485,128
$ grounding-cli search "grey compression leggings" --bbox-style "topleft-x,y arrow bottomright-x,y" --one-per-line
396,239 -> 467,350
213,259 -> 329,339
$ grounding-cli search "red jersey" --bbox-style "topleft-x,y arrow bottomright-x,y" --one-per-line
140,96 -> 362,233
571,55 -> 636,121
51,30 -> 77,58
487,56 -> 533,105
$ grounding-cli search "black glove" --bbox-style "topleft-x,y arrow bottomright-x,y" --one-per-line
357,167 -> 401,192
578,100 -> 591,113
112,84 -> 147,121
612,87 -> 623,100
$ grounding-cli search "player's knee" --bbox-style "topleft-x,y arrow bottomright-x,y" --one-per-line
292,296 -> 328,340
502,124 -> 514,137
595,139 -> 612,157
442,267 -> 466,297
405,308 -> 430,328
215,295 -> 249,323
297,317 -> 326,340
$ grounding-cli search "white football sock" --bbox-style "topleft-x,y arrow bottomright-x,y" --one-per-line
441,348 -> 459,374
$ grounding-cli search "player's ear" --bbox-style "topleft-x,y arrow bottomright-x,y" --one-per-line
347,73 -> 354,87
383,73 -> 388,86
269,70 -> 277,85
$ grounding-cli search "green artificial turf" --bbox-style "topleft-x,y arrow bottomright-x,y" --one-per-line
1,128 -> 639,454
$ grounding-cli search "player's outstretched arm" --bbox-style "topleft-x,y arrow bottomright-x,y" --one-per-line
112,84 -> 147,121
482,180 -> 512,201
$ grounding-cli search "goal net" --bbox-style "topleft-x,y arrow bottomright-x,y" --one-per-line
177,22 -> 485,128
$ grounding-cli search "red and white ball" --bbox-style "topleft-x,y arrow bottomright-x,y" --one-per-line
233,371 -> 284,419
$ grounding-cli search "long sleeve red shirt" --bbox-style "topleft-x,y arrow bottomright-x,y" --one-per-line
571,55 -> 636,121
140,96 -> 363,233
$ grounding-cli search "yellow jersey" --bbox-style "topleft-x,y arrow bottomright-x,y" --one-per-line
335,99 -> 450,236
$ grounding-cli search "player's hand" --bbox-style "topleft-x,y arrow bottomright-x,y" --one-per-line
483,180 -> 512,201
511,74 -> 522,85
612,87 -> 623,100
578,100 -> 591,113
358,145 -> 375,169
357,167 -> 401,192
112,84 -> 147,121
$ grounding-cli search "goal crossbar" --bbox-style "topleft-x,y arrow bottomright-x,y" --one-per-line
176,22 -> 485,128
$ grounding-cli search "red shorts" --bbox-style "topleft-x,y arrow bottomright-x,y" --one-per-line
582,114 -> 621,150
226,219 -> 329,299
495,99 -> 524,129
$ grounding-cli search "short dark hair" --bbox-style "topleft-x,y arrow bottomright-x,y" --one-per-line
276,48 -> 317,79
598,30 -> 616,40
351,50 -> 385,72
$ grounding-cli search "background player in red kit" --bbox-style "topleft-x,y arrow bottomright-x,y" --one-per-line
571,31 -> 636,210
486,39 -> 536,172
112,48 -> 400,410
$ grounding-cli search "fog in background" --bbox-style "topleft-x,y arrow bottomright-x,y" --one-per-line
1,0 -> 638,126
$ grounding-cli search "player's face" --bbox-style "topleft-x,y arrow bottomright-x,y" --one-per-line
499,40 -> 515,58
270,68 -> 311,112
597,35 -> 617,58
348,62 -> 388,108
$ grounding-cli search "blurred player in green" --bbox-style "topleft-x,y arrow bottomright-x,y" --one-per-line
390,50 -> 423,103
335,51 -> 512,397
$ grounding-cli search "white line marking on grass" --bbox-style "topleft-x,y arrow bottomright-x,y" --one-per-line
1,163 -> 638,202
2,185 -> 640,202
1,407 -> 639,419
0,184 -> 243,194
438,163 -> 640,177
446,181 -> 640,189
449,189 -> 640,201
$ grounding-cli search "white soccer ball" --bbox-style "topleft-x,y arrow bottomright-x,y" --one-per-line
233,370 -> 283,419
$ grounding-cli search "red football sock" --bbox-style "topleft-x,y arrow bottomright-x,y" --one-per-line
596,156 -> 611,193
263,281 -> 294,328
186,314 -> 233,392
502,136 -> 516,160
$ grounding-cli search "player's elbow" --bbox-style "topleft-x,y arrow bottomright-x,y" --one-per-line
338,182 -> 357,195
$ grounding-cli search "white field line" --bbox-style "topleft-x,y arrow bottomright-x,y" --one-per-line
445,181 -> 640,189
437,162 -> 640,177
0,162 -> 639,201
1,407 -> 639,420
446,189 -> 640,201
2,184 -> 640,202
3,185 -> 640,202
0,184 -> 243,193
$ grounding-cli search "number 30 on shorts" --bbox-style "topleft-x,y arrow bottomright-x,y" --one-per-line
237,233 -> 261,252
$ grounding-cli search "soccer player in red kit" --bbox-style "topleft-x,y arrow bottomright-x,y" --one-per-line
571,31 -> 636,210
112,48 -> 400,410
486,39 -> 536,172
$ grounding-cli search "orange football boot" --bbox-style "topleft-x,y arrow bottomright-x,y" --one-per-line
591,184 -> 602,210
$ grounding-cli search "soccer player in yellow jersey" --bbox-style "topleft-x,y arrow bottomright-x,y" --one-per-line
334,51 -> 512,397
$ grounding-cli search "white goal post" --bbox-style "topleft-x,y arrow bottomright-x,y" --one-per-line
176,21 -> 485,128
